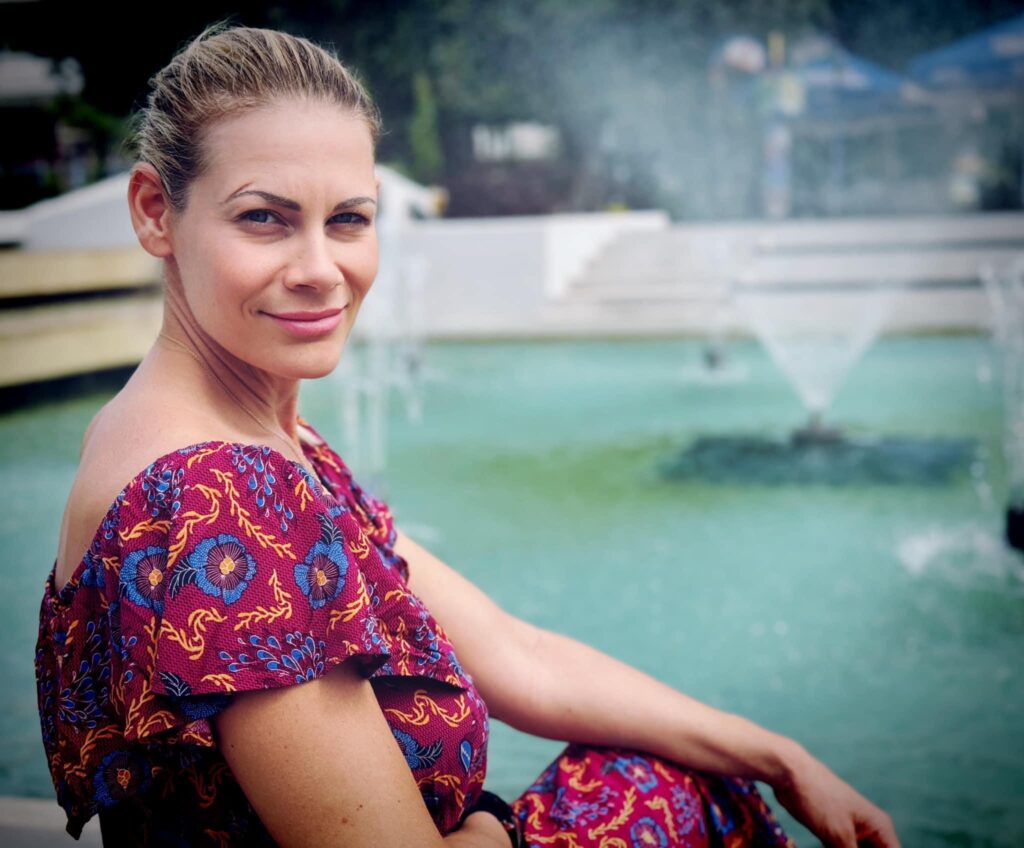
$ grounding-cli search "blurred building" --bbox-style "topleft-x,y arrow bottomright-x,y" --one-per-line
749,15 -> 1024,219
0,50 -> 120,210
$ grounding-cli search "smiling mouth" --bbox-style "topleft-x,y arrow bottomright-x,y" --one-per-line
262,307 -> 348,338
265,307 -> 346,321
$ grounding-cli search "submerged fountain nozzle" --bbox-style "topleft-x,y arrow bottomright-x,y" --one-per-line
790,411 -> 845,446
1008,504 -> 1024,554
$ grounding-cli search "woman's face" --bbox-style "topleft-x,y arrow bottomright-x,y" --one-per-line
166,98 -> 379,380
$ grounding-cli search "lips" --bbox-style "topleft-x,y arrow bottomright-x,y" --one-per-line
266,308 -> 344,321
263,306 -> 347,338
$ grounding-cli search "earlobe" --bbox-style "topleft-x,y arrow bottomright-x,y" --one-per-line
127,163 -> 175,259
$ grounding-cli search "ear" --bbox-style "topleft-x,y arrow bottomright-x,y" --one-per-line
127,162 -> 175,258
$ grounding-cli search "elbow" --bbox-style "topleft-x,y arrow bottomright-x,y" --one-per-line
481,618 -> 561,734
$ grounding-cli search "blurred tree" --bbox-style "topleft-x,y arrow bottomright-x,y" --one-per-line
831,0 -> 1024,67
3,0 -> 1022,215
409,72 -> 444,184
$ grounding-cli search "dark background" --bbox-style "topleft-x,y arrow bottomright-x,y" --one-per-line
3,0 -> 1023,216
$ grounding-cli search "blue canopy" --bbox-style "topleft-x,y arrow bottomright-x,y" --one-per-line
909,13 -> 1024,90
798,54 -> 904,95
790,51 -> 913,117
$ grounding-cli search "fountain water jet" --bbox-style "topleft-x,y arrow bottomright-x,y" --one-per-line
732,279 -> 897,443
661,265 -> 974,487
981,258 -> 1024,555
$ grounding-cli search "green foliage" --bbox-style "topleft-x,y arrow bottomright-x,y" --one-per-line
409,72 -> 444,184
5,0 -> 1023,214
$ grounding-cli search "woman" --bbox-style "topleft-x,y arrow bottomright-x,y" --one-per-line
35,23 -> 900,848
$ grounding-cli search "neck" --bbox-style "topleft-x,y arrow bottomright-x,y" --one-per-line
152,287 -> 304,452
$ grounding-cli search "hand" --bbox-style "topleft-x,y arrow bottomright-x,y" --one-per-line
772,747 -> 900,848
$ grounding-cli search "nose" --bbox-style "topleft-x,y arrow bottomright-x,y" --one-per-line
283,230 -> 345,293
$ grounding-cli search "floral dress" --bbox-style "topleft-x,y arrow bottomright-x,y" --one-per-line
35,418 -> 795,847
35,419 -> 487,844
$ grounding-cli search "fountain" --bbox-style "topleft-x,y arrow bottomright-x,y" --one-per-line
680,232 -> 750,386
981,257 -> 1024,554
329,169 -> 438,497
661,248 -> 975,487
732,278 -> 895,443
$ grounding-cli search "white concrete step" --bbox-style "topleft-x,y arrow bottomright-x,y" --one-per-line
0,796 -> 101,847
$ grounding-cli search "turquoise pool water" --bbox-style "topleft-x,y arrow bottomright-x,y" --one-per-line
2,336 -> 1021,846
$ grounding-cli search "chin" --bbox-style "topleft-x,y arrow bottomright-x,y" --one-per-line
287,348 -> 345,381
299,360 -> 341,380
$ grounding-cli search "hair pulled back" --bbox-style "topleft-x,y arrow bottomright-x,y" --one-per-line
128,22 -> 381,213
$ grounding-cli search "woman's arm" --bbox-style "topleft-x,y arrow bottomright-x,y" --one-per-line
211,660 -> 510,848
396,529 -> 900,848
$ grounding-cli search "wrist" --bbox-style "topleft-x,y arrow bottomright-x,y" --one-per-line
457,790 -> 523,848
768,736 -> 812,790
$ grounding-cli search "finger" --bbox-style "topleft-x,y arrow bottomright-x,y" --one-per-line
827,823 -> 859,848
855,811 -> 900,848
870,816 -> 901,848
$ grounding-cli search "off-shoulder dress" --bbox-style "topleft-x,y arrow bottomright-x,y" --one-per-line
35,418 -> 795,847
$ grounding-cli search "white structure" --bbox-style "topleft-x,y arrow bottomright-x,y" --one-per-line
0,51 -> 83,105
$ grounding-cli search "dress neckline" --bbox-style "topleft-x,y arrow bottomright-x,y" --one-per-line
47,417 -> 343,608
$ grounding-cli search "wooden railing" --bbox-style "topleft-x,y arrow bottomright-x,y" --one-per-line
0,247 -> 163,387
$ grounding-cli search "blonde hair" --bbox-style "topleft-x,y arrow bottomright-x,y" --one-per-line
127,22 -> 382,212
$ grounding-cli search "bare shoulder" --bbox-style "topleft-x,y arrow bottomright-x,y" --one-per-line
54,386 -> 222,588
79,389 -> 200,495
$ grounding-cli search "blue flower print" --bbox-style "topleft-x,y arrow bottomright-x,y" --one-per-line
706,785 -> 737,836
120,546 -> 169,613
181,534 -> 256,605
447,649 -> 467,681
549,784 -> 617,829
93,749 -> 152,807
80,549 -> 106,590
363,613 -> 386,652
140,463 -> 185,518
294,462 -> 323,498
230,444 -> 294,532
106,600 -> 138,671
526,760 -> 559,795
413,612 -> 442,669
36,646 -> 57,747
158,671 -> 229,720
613,755 -> 659,793
219,631 -> 328,684
57,620 -> 110,728
458,732 -> 489,778
630,817 -> 668,848
669,783 -> 705,837
295,540 -> 348,609
99,490 -> 125,542
295,511 -> 350,610
391,727 -> 443,770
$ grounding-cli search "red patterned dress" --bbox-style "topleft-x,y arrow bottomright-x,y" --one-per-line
35,418 -> 795,847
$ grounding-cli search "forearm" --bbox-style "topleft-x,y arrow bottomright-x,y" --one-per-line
497,622 -> 805,787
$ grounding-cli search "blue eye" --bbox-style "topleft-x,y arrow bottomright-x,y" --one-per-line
332,212 -> 370,225
241,209 -> 278,225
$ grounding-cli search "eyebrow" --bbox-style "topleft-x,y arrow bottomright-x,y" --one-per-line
223,189 -> 377,212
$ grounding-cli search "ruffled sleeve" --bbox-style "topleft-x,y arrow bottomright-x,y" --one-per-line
110,441 -> 393,745
301,435 -> 410,581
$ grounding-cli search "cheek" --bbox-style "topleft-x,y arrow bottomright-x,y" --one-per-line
179,250 -> 253,334
354,241 -> 380,292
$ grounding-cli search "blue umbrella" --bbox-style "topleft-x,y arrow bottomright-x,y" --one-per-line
793,51 -> 912,116
909,12 -> 1024,90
